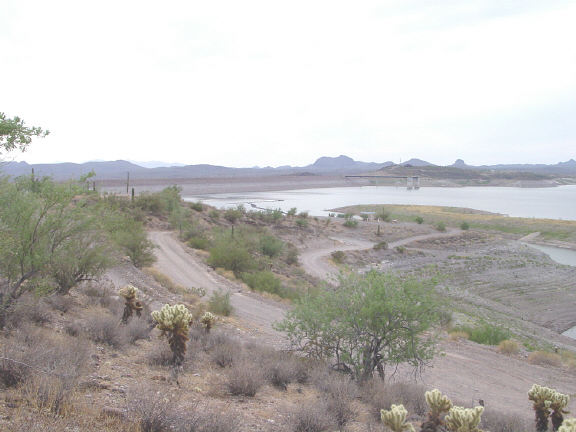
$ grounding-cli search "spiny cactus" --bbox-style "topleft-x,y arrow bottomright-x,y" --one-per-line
558,418 -> 576,432
444,406 -> 484,432
200,311 -> 216,332
381,404 -> 415,432
551,392 -> 570,432
421,389 -> 453,432
529,385 -> 570,432
151,304 -> 193,366
118,284 -> 143,324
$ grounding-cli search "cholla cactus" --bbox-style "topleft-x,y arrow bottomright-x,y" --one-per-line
529,385 -> 570,432
381,404 -> 415,432
200,311 -> 216,332
444,406 -> 484,432
119,284 -> 143,324
151,304 -> 193,365
558,419 -> 576,432
421,389 -> 453,432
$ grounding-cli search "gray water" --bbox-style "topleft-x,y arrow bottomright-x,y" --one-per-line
186,184 -> 576,220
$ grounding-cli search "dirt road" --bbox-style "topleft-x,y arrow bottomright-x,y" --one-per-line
150,231 -> 287,345
145,229 -> 576,418
299,228 -> 462,281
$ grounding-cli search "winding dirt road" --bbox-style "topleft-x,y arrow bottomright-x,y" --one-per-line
145,229 -> 576,418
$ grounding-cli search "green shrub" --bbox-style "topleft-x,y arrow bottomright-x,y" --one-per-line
297,211 -> 309,219
373,241 -> 388,250
460,221 -> 470,230
376,208 -> 391,222
287,207 -> 298,217
343,219 -> 358,228
452,323 -> 510,345
436,222 -> 447,232
260,235 -> 284,258
242,271 -> 282,295
209,209 -> 220,220
285,247 -> 299,265
208,289 -> 233,316
188,236 -> 210,250
361,214 -> 369,221
415,216 -> 424,224
331,251 -> 346,263
208,241 -> 255,276
190,201 -> 204,212
296,218 -> 308,228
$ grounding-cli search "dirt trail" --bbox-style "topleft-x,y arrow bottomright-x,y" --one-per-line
146,229 -> 576,418
149,231 -> 287,346
299,228 -> 462,281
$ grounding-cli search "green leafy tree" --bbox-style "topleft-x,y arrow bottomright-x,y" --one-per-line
0,112 -> 49,155
275,271 -> 441,382
0,177 -> 114,325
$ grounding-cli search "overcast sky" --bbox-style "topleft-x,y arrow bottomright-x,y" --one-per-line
2,0 -> 575,167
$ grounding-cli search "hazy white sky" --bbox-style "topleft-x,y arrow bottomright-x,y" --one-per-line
2,0 -> 575,167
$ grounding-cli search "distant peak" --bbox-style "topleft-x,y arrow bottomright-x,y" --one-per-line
452,159 -> 468,167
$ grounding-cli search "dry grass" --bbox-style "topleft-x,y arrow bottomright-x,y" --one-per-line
290,400 -> 333,432
144,267 -> 188,295
497,339 -> 520,355
527,351 -> 563,367
225,360 -> 265,397
481,409 -> 530,432
83,310 -> 128,348
449,331 -> 470,341
365,380 -> 428,419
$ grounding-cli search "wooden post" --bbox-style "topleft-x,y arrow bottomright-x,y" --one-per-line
126,172 -> 130,194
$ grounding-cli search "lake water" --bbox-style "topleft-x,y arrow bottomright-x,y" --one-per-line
185,185 -> 576,221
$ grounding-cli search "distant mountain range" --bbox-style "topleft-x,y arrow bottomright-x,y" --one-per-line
1,155 -> 575,181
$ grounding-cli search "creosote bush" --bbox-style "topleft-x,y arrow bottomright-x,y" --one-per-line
226,360 -> 265,396
528,351 -> 563,368
498,339 -> 520,355
208,289 -> 233,316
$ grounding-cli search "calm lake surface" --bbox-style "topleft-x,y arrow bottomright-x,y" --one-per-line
186,185 -> 576,221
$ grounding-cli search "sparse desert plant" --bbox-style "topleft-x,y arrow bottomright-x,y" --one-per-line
208,289 -> 233,316
361,213 -> 369,221
152,304 -> 193,366
260,235 -> 284,257
84,312 -> 128,348
226,360 -> 265,396
291,400 -> 332,432
451,323 -> 509,345
200,311 -> 216,332
460,222 -> 470,230
177,404 -> 240,432
331,250 -> 346,264
210,339 -> 242,368
528,351 -> 563,368
481,410 -> 529,432
381,404 -> 415,432
374,241 -> 389,250
444,406 -> 484,432
129,385 -> 178,432
296,218 -> 309,228
498,340 -> 520,355
209,209 -> 220,220
316,374 -> 358,429
448,331 -> 470,341
118,284 -> 144,324
436,222 -> 447,232
190,201 -> 203,211
343,218 -> 358,228
415,216 -> 424,224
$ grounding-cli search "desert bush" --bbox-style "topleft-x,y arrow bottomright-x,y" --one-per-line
64,321 -> 83,337
285,247 -> 299,265
374,241 -> 388,250
331,250 -> 346,264
177,404 -> 240,432
451,323 -> 510,345
448,331 -> 470,341
208,240 -> 255,276
436,221 -> 447,232
84,312 -> 127,348
460,221 -> 470,230
241,271 -> 293,298
395,246 -> 406,254
211,339 -> 242,368
209,209 -> 220,220
361,213 -> 370,221
125,318 -> 152,343
481,409 -> 529,432
187,236 -> 210,250
23,373 -> 77,415
315,375 -> 357,428
296,218 -> 308,228
147,342 -> 174,367
208,289 -> 233,316
226,360 -> 265,396
290,401 -> 333,432
343,219 -> 358,228
415,216 -> 424,224
376,208 -> 391,222
260,235 -> 284,258
5,294 -> 51,328
528,351 -> 563,367
129,385 -> 178,432
190,201 -> 204,212
45,294 -> 75,312
498,339 -> 520,355
366,381 -> 428,419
